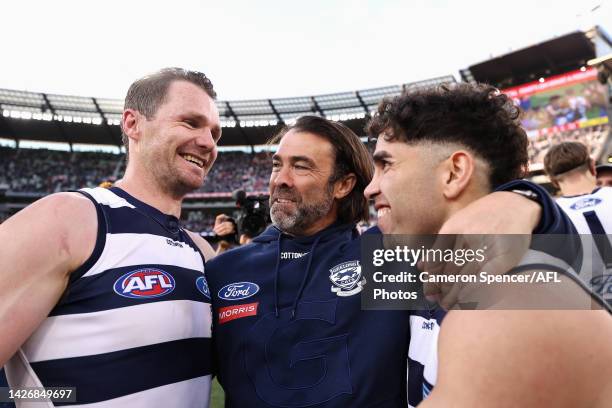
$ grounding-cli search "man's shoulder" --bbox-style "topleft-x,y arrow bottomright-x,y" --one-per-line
29,191 -> 97,226
206,240 -> 265,268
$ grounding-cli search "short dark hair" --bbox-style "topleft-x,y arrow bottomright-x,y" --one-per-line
122,67 -> 216,152
366,82 -> 529,188
268,115 -> 373,224
543,141 -> 590,178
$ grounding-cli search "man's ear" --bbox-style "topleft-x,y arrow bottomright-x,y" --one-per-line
122,109 -> 143,144
333,173 -> 357,200
588,158 -> 596,176
441,151 -> 474,200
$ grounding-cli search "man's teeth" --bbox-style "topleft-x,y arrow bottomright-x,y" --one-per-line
276,199 -> 293,203
181,154 -> 204,168
377,208 -> 390,217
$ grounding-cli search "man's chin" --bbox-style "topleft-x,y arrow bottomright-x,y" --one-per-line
376,218 -> 394,234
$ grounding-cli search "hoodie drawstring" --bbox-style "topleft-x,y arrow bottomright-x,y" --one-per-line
273,235 -> 283,318
290,235 -> 322,320
273,234 -> 323,320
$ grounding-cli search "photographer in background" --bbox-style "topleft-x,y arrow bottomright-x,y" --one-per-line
212,189 -> 271,253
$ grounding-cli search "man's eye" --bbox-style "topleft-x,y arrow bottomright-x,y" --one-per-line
183,120 -> 196,128
272,162 -> 281,169
294,165 -> 308,170
379,160 -> 391,170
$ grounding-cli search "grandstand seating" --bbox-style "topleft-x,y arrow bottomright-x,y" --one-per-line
0,147 -> 273,195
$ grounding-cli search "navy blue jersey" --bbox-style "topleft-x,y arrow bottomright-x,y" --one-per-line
207,223 -> 411,408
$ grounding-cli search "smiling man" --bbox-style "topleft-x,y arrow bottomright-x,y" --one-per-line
0,68 -> 219,407
205,116 -> 414,408
365,82 -> 612,407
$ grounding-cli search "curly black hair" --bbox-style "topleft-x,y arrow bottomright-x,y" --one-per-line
366,82 -> 529,188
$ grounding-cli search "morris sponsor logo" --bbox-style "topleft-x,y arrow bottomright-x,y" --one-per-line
218,302 -> 259,324
570,198 -> 602,210
218,282 -> 260,301
113,268 -> 175,299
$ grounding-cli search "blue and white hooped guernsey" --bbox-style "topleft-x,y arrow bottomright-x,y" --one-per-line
4,187 -> 213,408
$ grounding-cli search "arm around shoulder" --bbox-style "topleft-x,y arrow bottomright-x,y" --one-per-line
0,192 -> 98,365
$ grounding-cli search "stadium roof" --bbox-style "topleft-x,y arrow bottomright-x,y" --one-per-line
461,26 -> 612,89
0,75 -> 454,148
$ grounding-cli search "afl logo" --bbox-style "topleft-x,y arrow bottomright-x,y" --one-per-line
113,268 -> 175,299
196,276 -> 211,299
218,282 -> 259,301
570,198 -> 601,210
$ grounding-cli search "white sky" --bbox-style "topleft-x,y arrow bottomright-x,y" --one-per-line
0,0 -> 610,101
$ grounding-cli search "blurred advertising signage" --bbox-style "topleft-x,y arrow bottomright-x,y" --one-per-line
502,68 -> 609,137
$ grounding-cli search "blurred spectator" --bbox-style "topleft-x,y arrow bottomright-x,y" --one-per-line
596,164 -> 612,187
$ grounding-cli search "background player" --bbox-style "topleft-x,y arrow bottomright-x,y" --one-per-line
597,163 -> 612,187
544,141 -> 612,303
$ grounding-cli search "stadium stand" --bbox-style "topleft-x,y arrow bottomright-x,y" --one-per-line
0,25 -> 610,231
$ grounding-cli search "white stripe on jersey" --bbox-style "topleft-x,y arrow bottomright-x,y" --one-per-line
22,301 -> 212,363
65,376 -> 211,408
556,187 -> 612,234
83,233 -> 204,278
408,315 -> 439,387
80,187 -> 135,209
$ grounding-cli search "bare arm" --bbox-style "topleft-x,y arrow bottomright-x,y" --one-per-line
420,310 -> 612,408
0,193 -> 97,365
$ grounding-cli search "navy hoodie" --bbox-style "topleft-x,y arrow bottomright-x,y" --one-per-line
206,223 -> 411,408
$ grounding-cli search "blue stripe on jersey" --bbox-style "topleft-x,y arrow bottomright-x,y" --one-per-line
49,264 -> 207,316
97,206 -> 200,254
583,211 -> 612,267
423,379 -> 433,397
31,338 -> 211,406
407,356 -> 425,407
70,190 -> 108,283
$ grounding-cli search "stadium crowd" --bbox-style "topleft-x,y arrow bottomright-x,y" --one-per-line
1,124 -> 609,235
0,147 -> 272,195
528,125 -> 609,165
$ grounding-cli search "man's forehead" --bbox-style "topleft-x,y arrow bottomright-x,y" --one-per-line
276,130 -> 334,160
373,135 -> 406,154
165,81 -> 217,111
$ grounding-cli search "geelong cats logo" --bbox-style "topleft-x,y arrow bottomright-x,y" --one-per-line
329,261 -> 366,297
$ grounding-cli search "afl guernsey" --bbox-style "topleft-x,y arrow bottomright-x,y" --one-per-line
556,187 -> 612,304
4,187 -> 213,407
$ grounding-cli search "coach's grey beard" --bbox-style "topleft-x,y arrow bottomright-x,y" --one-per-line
270,186 -> 334,236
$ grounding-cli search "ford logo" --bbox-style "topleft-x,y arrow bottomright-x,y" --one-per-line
218,282 -> 260,301
570,198 -> 601,210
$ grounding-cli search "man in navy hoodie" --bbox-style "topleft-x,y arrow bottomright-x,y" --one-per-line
206,115 -> 572,407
